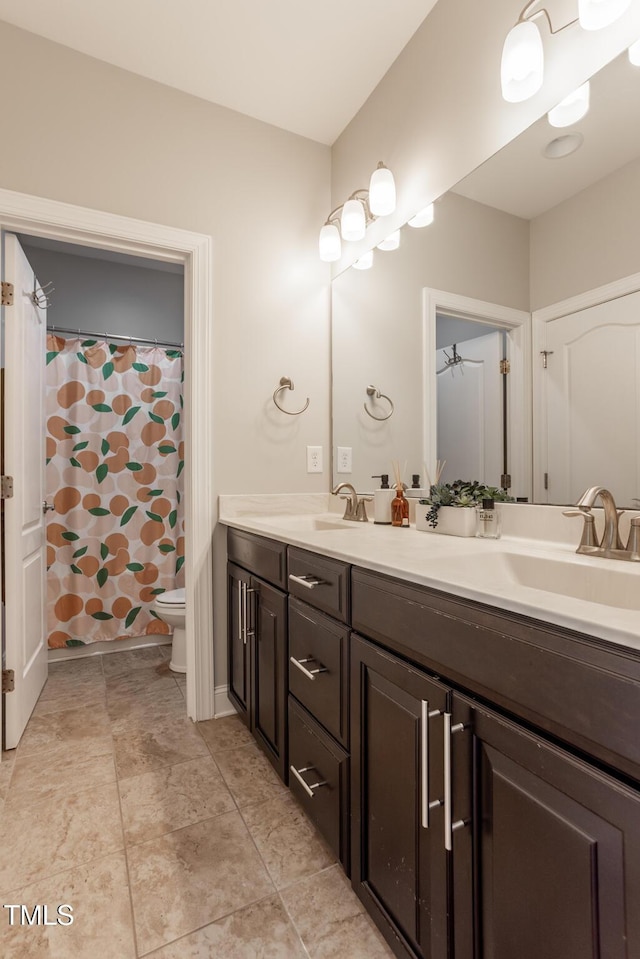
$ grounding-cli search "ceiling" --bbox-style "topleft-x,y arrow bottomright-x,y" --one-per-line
454,49 -> 640,220
0,0 -> 438,145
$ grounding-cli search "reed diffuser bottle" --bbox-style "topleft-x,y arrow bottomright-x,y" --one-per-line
391,461 -> 410,527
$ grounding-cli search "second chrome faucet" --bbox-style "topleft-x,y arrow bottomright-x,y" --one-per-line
564,486 -> 640,561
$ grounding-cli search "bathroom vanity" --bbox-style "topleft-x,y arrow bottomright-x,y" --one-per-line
222,497 -> 640,959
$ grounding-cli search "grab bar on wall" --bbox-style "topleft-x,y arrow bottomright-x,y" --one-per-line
364,384 -> 394,421
272,376 -> 310,415
47,325 -> 183,349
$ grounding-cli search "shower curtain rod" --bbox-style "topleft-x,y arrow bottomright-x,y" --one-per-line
47,325 -> 183,349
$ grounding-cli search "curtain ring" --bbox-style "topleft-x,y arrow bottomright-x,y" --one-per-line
364,384 -> 394,421
273,377 -> 310,415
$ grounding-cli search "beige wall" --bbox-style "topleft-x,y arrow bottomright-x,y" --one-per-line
530,157 -> 640,310
0,21 -> 331,682
331,0 -> 640,271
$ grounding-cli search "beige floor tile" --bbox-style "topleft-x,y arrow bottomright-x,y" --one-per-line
144,894 -> 307,958
35,657 -> 106,715
196,713 -> 254,755
44,657 -> 104,686
215,742 -> 288,809
281,864 -> 396,959
108,685 -> 187,730
0,851 -> 135,959
0,750 -> 17,810
243,793 -> 335,889
0,782 -> 124,893
16,702 -> 113,760
101,644 -> 171,679
127,811 -> 275,955
105,665 -> 182,705
5,748 -> 116,809
113,715 -> 209,780
119,756 -> 236,845
174,671 -> 187,687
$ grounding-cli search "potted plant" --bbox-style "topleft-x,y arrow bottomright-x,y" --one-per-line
416,479 -> 513,536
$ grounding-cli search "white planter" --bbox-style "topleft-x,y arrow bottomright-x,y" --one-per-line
415,504 -> 476,537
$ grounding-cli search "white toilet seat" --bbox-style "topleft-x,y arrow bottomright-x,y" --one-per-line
155,587 -> 185,607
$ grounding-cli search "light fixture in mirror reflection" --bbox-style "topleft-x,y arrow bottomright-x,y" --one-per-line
331,48 -> 640,507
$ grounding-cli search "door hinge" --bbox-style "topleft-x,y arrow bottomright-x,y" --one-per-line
544,472 -> 549,490
1,281 -> 14,306
499,359 -> 510,375
2,669 -> 15,693
500,473 -> 511,490
540,350 -> 554,369
1,475 -> 14,499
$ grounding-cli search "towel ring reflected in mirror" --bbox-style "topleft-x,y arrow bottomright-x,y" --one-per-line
364,384 -> 394,421
273,376 -> 310,415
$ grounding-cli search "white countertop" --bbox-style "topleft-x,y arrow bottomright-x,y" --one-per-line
219,494 -> 640,655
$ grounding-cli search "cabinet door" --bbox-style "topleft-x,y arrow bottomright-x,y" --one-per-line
451,693 -> 640,959
251,575 -> 288,781
227,562 -> 251,720
351,634 -> 449,959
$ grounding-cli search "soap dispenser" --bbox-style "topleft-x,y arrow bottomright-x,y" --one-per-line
372,474 -> 394,525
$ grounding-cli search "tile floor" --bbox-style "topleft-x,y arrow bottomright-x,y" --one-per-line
0,647 -> 396,958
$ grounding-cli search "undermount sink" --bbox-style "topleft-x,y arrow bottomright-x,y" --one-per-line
427,550 -> 640,611
262,514 -> 357,532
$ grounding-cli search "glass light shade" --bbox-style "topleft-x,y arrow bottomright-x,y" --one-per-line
318,223 -> 341,262
369,165 -> 396,216
547,82 -> 590,128
501,21 -> 544,103
408,203 -> 435,228
341,199 -> 366,241
352,250 -> 374,270
377,230 -> 401,251
578,0 -> 631,30
629,38 -> 640,65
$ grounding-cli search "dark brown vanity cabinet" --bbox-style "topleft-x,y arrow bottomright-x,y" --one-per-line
286,547 -> 351,870
227,530 -> 288,781
351,569 -> 640,959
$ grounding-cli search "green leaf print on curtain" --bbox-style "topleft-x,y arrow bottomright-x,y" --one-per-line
45,335 -> 185,649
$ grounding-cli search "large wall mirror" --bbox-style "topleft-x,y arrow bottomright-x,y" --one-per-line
331,49 -> 640,507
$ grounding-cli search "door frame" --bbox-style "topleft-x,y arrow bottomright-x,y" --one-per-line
0,186 -> 215,722
532,270 -> 640,503
423,288 -> 532,501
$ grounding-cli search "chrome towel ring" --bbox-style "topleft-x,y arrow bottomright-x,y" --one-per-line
364,384 -> 394,421
273,376 -> 310,415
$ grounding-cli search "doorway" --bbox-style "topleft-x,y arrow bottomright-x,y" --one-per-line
0,187 -> 215,747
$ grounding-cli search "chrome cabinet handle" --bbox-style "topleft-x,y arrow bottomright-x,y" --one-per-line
289,764 -> 327,799
290,656 -> 328,681
289,573 -> 326,589
443,712 -> 469,851
239,581 -> 245,644
420,700 -> 442,829
245,587 -> 256,639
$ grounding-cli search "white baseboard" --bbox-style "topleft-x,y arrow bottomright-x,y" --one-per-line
214,684 -> 236,718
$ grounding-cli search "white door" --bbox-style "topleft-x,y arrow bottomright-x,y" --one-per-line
542,291 -> 640,506
3,233 -> 48,748
436,332 -> 503,487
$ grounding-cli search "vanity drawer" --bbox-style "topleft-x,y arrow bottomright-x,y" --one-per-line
289,597 -> 349,748
227,528 -> 287,590
287,547 -> 350,623
288,695 -> 349,872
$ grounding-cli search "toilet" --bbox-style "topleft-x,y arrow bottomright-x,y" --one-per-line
153,587 -> 186,673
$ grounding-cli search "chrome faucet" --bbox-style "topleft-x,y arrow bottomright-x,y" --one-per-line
563,486 -> 640,561
331,482 -> 372,522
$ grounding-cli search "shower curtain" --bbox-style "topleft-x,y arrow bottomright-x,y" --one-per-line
45,335 -> 185,648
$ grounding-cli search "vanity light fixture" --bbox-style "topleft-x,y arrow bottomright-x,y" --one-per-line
578,0 -> 631,30
629,37 -> 640,65
318,161 -> 395,262
408,203 -> 435,228
377,230 -> 401,251
547,80 -> 590,126
501,0 -> 630,104
352,250 -> 374,270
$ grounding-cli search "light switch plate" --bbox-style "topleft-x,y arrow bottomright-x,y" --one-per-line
337,446 -> 352,473
306,446 -> 323,473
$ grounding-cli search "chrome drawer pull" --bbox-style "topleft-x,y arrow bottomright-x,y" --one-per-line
289,764 -> 327,799
443,712 -> 469,850
290,656 -> 328,681
420,701 -> 442,829
289,573 -> 326,589
238,581 -> 244,643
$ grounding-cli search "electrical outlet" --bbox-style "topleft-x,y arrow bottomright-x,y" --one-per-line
306,446 -> 323,473
337,446 -> 352,473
